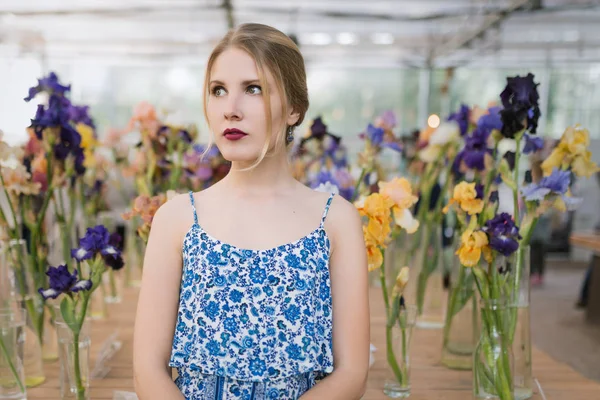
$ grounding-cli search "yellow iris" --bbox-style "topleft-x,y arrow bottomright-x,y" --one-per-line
456,229 -> 492,267
541,125 -> 599,178
378,178 -> 420,233
363,226 -> 384,271
444,181 -> 484,215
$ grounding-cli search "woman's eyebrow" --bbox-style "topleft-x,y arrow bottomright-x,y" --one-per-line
209,79 -> 261,86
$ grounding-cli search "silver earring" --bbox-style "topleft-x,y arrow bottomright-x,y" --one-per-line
286,127 -> 294,144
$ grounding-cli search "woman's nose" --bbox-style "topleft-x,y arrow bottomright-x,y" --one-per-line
224,93 -> 243,121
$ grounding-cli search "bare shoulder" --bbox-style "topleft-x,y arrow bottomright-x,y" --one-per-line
321,193 -> 363,252
151,192 -> 196,246
325,194 -> 362,230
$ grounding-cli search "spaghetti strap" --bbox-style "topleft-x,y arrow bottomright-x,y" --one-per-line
188,191 -> 198,226
320,193 -> 335,228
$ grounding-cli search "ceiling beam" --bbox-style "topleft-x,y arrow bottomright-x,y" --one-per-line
430,0 -> 532,61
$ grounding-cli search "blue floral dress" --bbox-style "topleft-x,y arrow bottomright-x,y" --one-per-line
169,191 -> 335,399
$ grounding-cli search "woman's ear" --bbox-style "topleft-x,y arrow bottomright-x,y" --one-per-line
287,108 -> 300,127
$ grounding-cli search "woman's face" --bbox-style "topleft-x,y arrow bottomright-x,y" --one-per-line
206,47 -> 296,164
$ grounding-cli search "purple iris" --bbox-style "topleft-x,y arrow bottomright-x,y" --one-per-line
520,168 -> 574,202
37,265 -> 92,300
461,126 -> 492,171
310,117 -> 328,140
447,104 -> 470,136
71,225 -> 110,261
68,105 -> 95,128
366,124 -> 384,147
499,73 -> 541,137
310,169 -> 339,189
522,134 -> 544,154
483,213 -> 522,256
477,106 -> 503,132
500,73 -> 540,109
30,95 -> 73,138
24,72 -> 71,102
71,225 -> 125,270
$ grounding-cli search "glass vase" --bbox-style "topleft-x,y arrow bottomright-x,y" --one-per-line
5,240 -> 46,386
473,299 -> 514,400
124,221 -> 144,288
441,261 -> 478,370
383,304 -> 417,398
508,246 -> 533,400
0,309 -> 26,400
56,314 -> 91,400
405,222 -> 446,329
42,306 -> 58,362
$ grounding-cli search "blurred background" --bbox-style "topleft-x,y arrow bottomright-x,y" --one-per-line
2,0 -> 599,257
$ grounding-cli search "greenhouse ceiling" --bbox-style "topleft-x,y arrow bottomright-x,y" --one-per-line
0,0 -> 599,67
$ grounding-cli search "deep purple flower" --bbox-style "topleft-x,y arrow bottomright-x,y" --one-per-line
37,265 -> 92,300
30,95 -> 73,138
447,104 -> 470,136
475,184 -> 484,200
523,134 -> 544,154
24,72 -> 71,102
483,213 -> 522,256
477,106 -> 503,132
462,127 -> 492,170
73,225 -> 110,261
108,233 -> 123,250
68,105 -> 95,128
500,73 -> 540,110
310,117 -> 327,140
104,254 -> 125,270
521,168 -> 571,202
499,73 -> 541,137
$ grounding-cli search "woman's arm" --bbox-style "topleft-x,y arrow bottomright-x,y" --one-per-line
132,197 -> 188,399
300,197 -> 370,399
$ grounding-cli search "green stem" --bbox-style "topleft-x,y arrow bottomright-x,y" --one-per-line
416,220 -> 433,314
443,265 -> 466,347
73,294 -> 90,400
0,333 -> 25,393
350,168 -> 367,203
512,137 -> 522,224
379,254 -> 390,313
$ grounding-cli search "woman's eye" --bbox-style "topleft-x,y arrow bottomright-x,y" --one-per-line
212,86 -> 226,96
246,85 -> 262,95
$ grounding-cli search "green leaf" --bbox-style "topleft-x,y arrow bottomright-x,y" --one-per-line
60,297 -> 79,333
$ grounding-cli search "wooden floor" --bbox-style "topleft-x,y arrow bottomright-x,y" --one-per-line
27,285 -> 600,399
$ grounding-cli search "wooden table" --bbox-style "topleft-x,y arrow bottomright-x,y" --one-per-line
27,285 -> 600,399
570,232 -> 600,324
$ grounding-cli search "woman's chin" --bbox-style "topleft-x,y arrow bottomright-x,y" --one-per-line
218,148 -> 261,165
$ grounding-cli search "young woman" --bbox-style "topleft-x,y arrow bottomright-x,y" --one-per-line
133,23 -> 370,399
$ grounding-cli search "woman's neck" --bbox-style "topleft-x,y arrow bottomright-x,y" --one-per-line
220,152 -> 297,197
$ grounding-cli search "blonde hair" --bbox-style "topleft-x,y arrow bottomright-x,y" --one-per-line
203,23 -> 309,169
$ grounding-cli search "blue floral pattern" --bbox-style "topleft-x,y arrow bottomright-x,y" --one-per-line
169,192 -> 335,399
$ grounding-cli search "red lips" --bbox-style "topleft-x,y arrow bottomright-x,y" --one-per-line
223,128 -> 248,141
